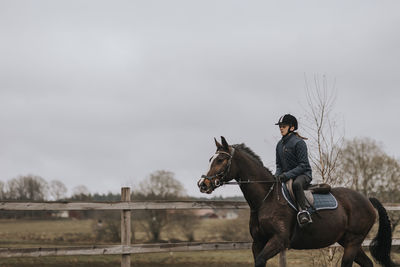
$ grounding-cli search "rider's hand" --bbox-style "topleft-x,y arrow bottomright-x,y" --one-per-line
277,173 -> 290,183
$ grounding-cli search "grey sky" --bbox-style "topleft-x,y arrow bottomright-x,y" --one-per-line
1,1 -> 399,197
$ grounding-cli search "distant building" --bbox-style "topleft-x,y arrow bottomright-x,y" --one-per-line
224,210 -> 239,220
52,211 -> 69,218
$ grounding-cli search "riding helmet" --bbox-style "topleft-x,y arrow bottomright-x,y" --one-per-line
275,114 -> 298,130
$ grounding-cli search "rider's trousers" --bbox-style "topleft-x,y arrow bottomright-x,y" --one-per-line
292,175 -> 311,210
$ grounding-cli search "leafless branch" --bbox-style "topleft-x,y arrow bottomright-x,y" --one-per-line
304,74 -> 344,185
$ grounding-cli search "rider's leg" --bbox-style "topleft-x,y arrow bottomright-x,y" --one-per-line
292,175 -> 310,210
292,175 -> 312,225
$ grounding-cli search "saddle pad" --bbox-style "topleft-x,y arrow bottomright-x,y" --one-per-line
281,183 -> 338,213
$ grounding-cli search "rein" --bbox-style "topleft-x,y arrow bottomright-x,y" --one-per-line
223,177 -> 279,206
199,145 -> 281,214
202,148 -> 277,185
200,148 -> 279,201
222,180 -> 276,185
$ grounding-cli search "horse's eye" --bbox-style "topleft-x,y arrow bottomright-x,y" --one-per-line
217,158 -> 224,163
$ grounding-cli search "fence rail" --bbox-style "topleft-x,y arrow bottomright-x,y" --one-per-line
0,200 -> 249,210
1,240 -> 400,258
0,242 -> 252,257
0,187 -> 399,267
0,201 -> 399,211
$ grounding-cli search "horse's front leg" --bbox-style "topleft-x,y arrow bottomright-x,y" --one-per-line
254,235 -> 286,267
252,240 -> 266,261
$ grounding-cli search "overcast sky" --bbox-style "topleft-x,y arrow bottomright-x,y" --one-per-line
1,1 -> 399,198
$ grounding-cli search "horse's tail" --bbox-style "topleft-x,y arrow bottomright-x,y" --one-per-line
369,197 -> 397,267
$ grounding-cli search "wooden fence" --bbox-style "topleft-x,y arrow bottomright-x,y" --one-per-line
0,187 -> 399,267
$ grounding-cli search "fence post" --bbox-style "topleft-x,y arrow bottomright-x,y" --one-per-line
121,187 -> 131,267
279,250 -> 287,267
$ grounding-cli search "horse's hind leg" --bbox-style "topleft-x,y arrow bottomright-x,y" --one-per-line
354,248 -> 373,267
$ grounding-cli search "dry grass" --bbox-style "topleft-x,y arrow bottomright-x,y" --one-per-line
0,249 -> 399,267
0,219 -> 94,246
0,217 -> 399,266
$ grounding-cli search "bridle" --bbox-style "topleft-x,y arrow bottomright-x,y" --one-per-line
198,146 -> 281,212
199,147 -> 278,189
200,149 -> 235,188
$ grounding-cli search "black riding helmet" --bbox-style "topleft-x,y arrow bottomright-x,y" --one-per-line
275,114 -> 298,131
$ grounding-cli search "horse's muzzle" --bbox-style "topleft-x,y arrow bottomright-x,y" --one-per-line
197,177 -> 213,194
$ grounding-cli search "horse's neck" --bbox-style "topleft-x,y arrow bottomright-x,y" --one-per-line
234,152 -> 276,211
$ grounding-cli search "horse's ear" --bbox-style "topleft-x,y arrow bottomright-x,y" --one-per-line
214,137 -> 223,149
221,136 -> 229,150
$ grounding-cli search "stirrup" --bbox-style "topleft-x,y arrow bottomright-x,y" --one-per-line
297,210 -> 312,227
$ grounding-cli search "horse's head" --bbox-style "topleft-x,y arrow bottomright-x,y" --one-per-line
198,136 -> 235,194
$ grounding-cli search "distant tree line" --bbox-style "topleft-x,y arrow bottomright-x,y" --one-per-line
0,136 -> 399,240
0,175 -> 120,218
339,137 -> 400,231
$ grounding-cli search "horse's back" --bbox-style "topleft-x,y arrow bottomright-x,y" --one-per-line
331,187 -> 376,231
290,187 -> 376,249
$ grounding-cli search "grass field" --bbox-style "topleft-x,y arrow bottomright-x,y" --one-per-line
0,219 -> 95,247
1,249 -> 399,267
0,218 -> 399,266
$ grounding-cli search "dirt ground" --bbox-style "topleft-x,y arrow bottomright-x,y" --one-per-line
0,249 -> 399,267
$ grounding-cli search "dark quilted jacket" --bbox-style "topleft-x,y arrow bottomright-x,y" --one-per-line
275,133 -> 312,180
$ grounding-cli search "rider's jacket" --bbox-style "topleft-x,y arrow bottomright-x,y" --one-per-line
275,133 -> 312,181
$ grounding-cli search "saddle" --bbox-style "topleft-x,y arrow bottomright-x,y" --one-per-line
282,179 -> 337,212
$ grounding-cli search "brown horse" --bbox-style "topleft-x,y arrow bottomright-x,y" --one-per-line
197,137 -> 397,267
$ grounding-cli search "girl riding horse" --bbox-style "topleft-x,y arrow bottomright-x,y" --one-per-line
274,114 -> 313,226
198,136 -> 396,267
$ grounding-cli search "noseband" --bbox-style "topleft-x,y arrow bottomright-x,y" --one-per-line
199,147 -> 280,211
200,148 -> 235,187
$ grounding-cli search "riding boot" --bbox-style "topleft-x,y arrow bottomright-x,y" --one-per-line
293,180 -> 312,226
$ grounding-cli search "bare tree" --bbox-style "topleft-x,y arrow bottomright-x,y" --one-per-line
49,180 -> 68,200
2,175 -> 49,218
72,185 -> 90,195
338,138 -> 400,194
169,210 -> 199,242
303,74 -> 344,186
71,185 -> 91,200
134,170 -> 186,242
137,170 -> 185,199
93,212 -> 121,243
6,175 -> 48,201
339,137 -> 400,231
0,181 -> 5,200
303,75 -> 344,267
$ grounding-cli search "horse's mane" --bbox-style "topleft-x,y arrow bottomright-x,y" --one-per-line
232,143 -> 273,175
